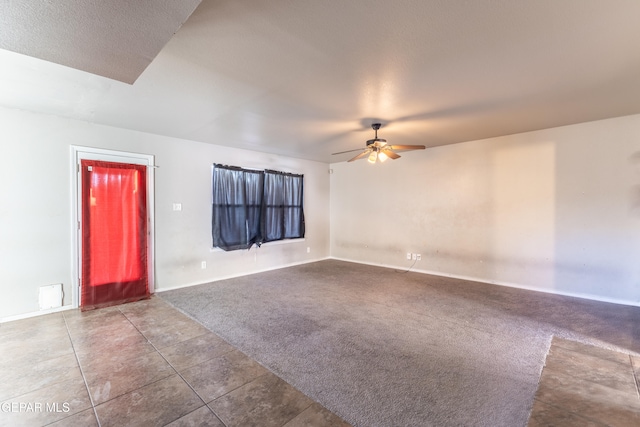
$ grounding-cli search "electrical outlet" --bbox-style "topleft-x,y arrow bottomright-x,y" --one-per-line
307,247 -> 311,253
406,252 -> 412,260
412,253 -> 417,260
201,261 -> 206,269
416,254 -> 421,261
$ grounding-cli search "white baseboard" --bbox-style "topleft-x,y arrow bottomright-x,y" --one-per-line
0,304 -> 75,324
329,257 -> 640,308
8,256 -> 635,322
156,257 -> 332,293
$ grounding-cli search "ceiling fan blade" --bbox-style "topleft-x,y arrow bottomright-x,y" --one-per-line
332,148 -> 367,155
387,145 -> 426,151
381,149 -> 400,159
347,150 -> 371,162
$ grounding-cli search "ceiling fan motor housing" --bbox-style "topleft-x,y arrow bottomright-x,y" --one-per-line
366,138 -> 386,147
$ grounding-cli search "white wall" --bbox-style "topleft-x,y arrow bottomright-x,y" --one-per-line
330,114 -> 640,305
0,106 -> 330,320
3,106 -> 639,320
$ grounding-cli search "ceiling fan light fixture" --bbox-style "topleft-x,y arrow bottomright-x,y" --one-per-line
332,122 -> 426,163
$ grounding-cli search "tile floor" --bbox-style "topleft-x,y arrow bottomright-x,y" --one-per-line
0,297 -> 351,427
528,337 -> 640,427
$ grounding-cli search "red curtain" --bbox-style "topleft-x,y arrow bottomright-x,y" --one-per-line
81,160 -> 149,310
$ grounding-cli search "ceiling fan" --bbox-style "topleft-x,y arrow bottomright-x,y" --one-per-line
332,123 -> 426,163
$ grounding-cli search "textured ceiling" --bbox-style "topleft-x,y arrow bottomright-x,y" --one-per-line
0,0 -> 202,84
1,0 -> 640,163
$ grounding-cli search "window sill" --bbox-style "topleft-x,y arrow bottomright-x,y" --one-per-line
210,238 -> 305,252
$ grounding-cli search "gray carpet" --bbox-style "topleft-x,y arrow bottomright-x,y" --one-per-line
159,260 -> 640,427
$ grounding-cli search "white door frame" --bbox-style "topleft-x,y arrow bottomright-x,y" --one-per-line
71,146 -> 156,309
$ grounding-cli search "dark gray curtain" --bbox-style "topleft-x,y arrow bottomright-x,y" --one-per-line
212,165 -> 264,251
262,170 -> 305,242
212,165 -> 304,250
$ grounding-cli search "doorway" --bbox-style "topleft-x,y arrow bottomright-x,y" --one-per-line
72,147 -> 155,310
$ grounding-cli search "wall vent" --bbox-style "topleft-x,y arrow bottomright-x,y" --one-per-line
39,284 -> 63,310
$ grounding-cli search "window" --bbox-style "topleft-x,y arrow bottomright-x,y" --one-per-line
212,164 -> 305,251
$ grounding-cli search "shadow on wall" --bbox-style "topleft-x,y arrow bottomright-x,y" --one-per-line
554,133 -> 640,304
629,152 -> 640,217
488,137 -> 556,290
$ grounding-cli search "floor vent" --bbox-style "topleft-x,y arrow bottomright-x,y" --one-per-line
39,284 -> 63,310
